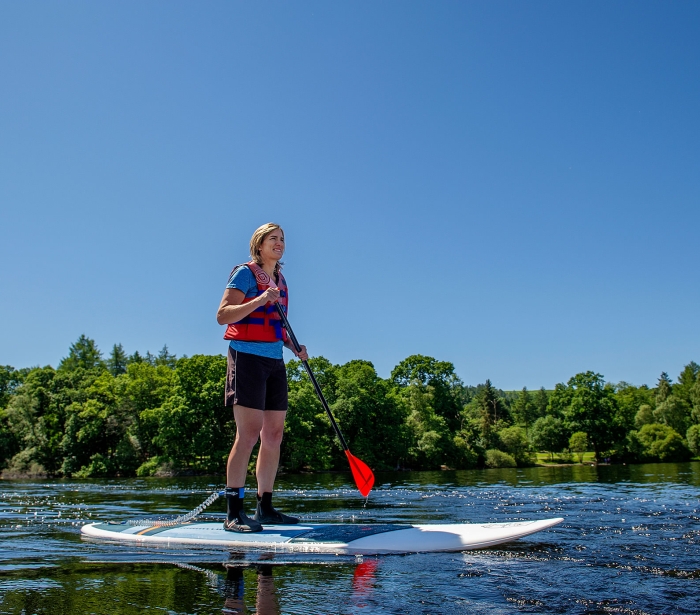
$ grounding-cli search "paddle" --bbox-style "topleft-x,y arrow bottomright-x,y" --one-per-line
275,303 -> 375,497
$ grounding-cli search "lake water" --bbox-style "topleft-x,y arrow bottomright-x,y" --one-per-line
1,463 -> 699,614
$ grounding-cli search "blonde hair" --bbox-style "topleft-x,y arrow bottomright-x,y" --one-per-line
249,222 -> 284,274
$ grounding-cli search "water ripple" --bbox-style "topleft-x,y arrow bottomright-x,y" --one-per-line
1,462 -> 699,614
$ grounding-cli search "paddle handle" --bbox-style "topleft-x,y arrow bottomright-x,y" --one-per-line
275,302 -> 349,451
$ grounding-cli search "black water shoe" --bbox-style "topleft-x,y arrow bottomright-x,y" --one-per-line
223,512 -> 263,533
253,506 -> 299,525
253,492 -> 299,525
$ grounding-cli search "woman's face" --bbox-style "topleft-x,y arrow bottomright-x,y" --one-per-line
259,228 -> 285,262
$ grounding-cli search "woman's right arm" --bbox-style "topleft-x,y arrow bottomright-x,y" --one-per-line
216,287 -> 281,325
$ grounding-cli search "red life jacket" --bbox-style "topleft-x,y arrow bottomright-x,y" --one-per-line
223,261 -> 289,343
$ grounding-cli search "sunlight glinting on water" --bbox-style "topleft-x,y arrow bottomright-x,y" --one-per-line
1,463 -> 699,614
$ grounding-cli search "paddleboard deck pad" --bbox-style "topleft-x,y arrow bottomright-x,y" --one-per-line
81,518 -> 563,554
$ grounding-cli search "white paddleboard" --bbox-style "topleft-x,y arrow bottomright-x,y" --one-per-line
81,518 -> 563,554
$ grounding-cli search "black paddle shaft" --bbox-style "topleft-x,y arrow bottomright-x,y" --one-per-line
274,302 -> 349,451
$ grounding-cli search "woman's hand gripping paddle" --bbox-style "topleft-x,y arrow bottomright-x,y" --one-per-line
275,303 -> 375,497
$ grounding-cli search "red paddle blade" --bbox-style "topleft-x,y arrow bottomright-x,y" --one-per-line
345,450 -> 375,497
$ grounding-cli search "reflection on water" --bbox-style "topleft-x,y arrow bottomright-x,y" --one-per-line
0,559 -> 378,615
219,558 -> 379,615
0,558 -> 379,615
1,462 -> 699,614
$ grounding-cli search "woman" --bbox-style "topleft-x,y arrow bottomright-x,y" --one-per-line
216,223 -> 308,532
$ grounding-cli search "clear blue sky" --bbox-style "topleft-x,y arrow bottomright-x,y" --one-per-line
1,1 -> 698,390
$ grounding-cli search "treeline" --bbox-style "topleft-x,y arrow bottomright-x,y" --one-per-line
1,335 -> 699,478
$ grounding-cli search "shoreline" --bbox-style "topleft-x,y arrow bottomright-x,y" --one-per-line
3,459 -> 698,480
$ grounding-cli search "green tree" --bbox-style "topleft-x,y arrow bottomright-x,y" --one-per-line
635,404 -> 654,428
280,356 -> 341,472
7,337 -> 698,477
530,415 -> 567,460
0,406 -> 20,469
615,382 -> 654,432
47,366 -> 115,474
287,356 -> 338,398
153,354 -> 228,471
332,360 -> 408,471
475,380 -> 510,426
106,344 -> 128,376
156,345 -> 178,368
686,424 -> 700,457
3,366 -> 66,475
484,449 -> 517,468
676,361 -> 699,405
533,387 -> 549,419
58,335 -> 106,372
648,362 -> 698,436
497,425 -> 532,466
691,373 -> 700,424
0,366 -> 30,467
0,366 -> 28,409
547,383 -> 571,419
628,424 -> 691,462
653,395 -> 691,435
563,372 -> 621,460
451,426 -> 480,469
123,361 -> 175,461
655,372 -> 672,405
128,350 -> 144,364
59,369 -> 145,477
569,431 -> 588,463
283,379 -> 334,472
3,341 -> 181,477
460,380 -> 510,462
512,387 -> 536,427
391,355 -> 464,432
401,383 -> 450,469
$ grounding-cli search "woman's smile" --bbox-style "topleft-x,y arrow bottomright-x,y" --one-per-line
260,231 -> 285,261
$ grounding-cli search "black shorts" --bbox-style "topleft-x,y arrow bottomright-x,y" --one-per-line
225,347 -> 288,411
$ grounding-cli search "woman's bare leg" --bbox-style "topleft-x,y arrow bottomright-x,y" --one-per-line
227,405 -> 264,487
256,410 -> 287,493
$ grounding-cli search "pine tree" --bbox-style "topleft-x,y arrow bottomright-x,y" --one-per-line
476,379 -> 509,437
534,387 -> 549,418
655,372 -> 672,405
653,370 -> 693,436
512,387 -> 534,427
676,362 -> 699,405
58,335 -> 105,371
156,345 -> 177,368
106,344 -> 128,376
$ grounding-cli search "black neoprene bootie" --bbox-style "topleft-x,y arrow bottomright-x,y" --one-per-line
253,491 -> 299,525
224,487 -> 262,533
